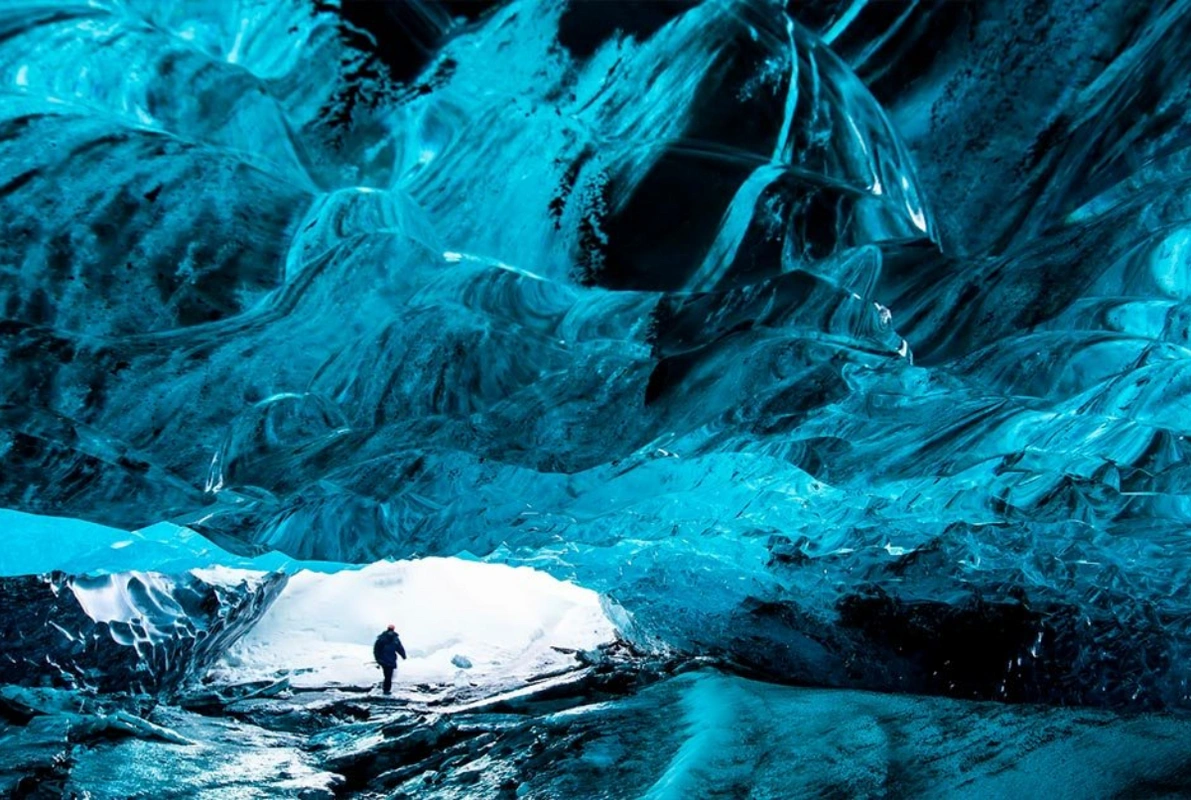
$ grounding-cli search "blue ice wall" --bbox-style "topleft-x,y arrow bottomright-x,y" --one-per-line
3,0 -> 1191,709
0,509 -> 352,576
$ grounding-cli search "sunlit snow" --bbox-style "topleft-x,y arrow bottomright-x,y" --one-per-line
214,558 -> 614,689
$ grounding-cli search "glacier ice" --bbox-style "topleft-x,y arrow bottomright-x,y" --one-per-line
0,685 -> 341,797
317,671 -> 1191,798
0,566 -> 285,694
3,0 -> 1191,735
0,508 -> 355,576
10,655 -> 1191,798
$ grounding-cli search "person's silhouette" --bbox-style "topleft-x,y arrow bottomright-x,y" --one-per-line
372,624 -> 407,695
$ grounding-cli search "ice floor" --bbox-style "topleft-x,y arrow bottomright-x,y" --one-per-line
10,665 -> 1191,799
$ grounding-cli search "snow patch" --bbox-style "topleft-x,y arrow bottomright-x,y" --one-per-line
213,558 -> 615,689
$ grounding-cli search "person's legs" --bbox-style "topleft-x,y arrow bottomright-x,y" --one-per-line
382,665 -> 394,694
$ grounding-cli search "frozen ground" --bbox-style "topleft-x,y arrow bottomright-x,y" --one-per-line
212,558 -> 616,690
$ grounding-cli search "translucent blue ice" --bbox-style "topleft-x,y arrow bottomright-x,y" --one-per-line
0,509 -> 353,576
3,0 -> 1191,709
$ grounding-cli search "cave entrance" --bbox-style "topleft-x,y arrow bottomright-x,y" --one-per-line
0,509 -> 617,695
214,557 -> 616,692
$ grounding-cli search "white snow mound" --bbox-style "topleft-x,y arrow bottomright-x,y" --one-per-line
213,558 -> 615,689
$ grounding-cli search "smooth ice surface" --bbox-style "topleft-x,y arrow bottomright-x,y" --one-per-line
0,509 -> 352,576
4,0 -> 1191,710
214,558 -> 614,688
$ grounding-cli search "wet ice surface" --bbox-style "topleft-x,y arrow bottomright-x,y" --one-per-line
8,666 -> 1191,799
0,687 -> 341,799
67,708 -> 340,800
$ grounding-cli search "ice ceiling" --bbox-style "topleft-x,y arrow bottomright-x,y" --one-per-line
3,0 -> 1191,710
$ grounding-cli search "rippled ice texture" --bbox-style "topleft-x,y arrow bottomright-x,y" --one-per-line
3,0 -> 1191,710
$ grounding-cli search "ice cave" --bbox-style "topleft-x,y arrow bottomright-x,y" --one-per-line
4,0 -> 1191,796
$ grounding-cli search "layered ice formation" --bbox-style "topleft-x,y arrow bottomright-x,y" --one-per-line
0,566 -> 285,694
4,0 -> 1191,714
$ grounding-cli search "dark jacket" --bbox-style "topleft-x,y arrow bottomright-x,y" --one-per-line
373,630 -> 407,668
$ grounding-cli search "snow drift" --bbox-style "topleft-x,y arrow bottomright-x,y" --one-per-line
214,558 -> 615,689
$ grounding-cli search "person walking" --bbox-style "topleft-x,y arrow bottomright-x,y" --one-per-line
373,624 -> 407,695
